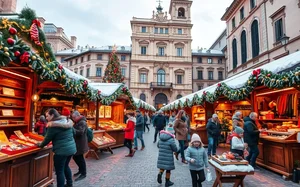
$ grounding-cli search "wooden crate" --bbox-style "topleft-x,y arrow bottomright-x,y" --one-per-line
212,155 -> 249,166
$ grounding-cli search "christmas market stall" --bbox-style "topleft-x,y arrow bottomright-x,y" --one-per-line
133,97 -> 156,113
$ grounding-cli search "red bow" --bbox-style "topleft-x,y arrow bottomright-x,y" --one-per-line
252,69 -> 261,80
32,19 -> 41,27
20,52 -> 30,64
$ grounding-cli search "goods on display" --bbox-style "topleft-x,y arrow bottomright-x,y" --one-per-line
92,136 -> 115,146
213,152 -> 248,166
100,120 -> 126,130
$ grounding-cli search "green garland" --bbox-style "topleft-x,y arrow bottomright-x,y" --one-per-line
0,7 -> 137,106
163,67 -> 300,111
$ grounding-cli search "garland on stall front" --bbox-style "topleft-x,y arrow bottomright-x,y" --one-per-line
163,67 -> 300,111
0,7 -> 138,107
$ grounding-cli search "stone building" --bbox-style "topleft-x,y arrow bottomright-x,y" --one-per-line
0,0 -> 16,13
222,0 -> 300,77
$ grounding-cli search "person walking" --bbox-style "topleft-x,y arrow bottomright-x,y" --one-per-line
206,114 -> 221,158
71,111 -> 89,182
37,108 -> 75,187
124,112 -> 136,157
232,111 -> 244,129
34,115 -> 47,136
173,110 -> 188,164
153,110 -> 167,143
169,112 -> 176,124
243,112 -> 260,168
134,110 -> 145,150
144,112 -> 150,132
185,133 -> 209,187
231,126 -> 247,157
157,130 -> 178,187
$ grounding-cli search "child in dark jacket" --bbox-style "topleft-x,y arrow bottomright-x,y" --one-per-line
157,130 -> 178,187
185,134 -> 209,187
34,115 -> 47,136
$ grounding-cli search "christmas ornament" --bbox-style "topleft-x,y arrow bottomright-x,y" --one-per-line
20,52 -> 30,64
30,19 -> 42,46
252,69 -> 261,80
217,83 -> 221,87
267,74 -> 271,77
58,64 -> 63,70
4,52 -> 10,56
9,27 -> 17,35
3,47 -> 9,52
83,80 -> 88,87
31,56 -> 37,60
7,38 -> 15,45
98,90 -> 101,95
122,87 -> 126,92
203,91 -> 206,96
14,51 -> 21,57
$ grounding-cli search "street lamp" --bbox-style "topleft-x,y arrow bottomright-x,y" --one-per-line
31,94 -> 40,132
280,34 -> 290,51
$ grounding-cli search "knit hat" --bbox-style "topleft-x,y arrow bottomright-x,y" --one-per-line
191,133 -> 201,143
234,126 -> 244,135
62,107 -> 71,116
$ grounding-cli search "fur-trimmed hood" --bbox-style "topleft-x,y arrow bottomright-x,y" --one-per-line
127,116 -> 136,124
159,130 -> 175,140
47,116 -> 73,129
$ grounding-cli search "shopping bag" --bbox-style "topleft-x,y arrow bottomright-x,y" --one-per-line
206,171 -> 212,182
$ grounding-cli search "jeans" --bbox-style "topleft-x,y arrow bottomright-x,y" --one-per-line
134,130 -> 145,148
190,169 -> 205,187
177,140 -> 186,160
154,128 -> 162,142
124,138 -> 133,154
144,123 -> 150,132
73,154 -> 87,176
207,137 -> 218,156
246,145 -> 259,167
53,154 -> 72,187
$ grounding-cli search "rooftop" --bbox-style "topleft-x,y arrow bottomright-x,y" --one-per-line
192,48 -> 224,56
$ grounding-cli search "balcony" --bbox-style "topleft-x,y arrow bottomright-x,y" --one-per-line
150,82 -> 173,90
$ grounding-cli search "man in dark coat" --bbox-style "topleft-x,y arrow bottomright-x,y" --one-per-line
153,110 -> 167,143
206,114 -> 221,157
134,110 -> 145,150
243,112 -> 260,168
71,111 -> 88,181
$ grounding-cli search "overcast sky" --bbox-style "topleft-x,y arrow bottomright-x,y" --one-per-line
16,0 -> 232,49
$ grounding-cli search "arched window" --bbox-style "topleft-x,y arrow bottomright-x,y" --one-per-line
241,30 -> 247,64
157,69 -> 165,86
140,93 -> 146,102
178,7 -> 185,17
251,20 -> 260,58
232,39 -> 238,69
176,95 -> 182,99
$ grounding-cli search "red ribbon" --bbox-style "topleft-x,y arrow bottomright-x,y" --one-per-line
32,19 -> 41,27
252,69 -> 261,80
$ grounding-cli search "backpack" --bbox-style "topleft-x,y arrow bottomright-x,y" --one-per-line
87,128 -> 93,142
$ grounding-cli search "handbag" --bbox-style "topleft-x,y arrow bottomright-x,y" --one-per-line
206,170 -> 212,182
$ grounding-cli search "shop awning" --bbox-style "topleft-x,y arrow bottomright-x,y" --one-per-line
133,97 -> 156,112
161,51 -> 300,111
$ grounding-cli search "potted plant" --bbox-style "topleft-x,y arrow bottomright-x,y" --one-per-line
293,160 -> 300,183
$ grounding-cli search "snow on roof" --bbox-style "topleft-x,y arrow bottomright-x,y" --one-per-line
161,51 -> 300,111
89,83 -> 123,97
63,67 -> 90,81
133,97 -> 156,111
192,49 -> 224,56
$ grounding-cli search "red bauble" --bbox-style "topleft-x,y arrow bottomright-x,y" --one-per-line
122,87 -> 126,92
98,90 -> 101,95
203,91 -> 206,95
9,27 -> 17,35
83,80 -> 88,86
217,83 -> 221,87
14,51 -> 21,57
267,74 -> 271,77
7,38 -> 15,45
58,64 -> 63,70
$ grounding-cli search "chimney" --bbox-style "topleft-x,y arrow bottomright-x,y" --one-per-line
71,36 -> 77,47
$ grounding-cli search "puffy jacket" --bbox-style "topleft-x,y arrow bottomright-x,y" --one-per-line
73,116 -> 89,155
243,116 -> 260,146
124,117 -> 135,139
174,119 -> 188,140
157,131 -> 178,170
206,118 -> 221,138
34,121 -> 47,135
39,116 -> 76,156
153,114 -> 167,130
185,146 -> 209,171
135,114 -> 144,131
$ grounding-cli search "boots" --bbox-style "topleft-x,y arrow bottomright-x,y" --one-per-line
157,173 -> 162,184
165,179 -> 174,187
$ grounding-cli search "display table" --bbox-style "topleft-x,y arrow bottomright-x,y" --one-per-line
0,147 -> 53,187
209,159 -> 254,187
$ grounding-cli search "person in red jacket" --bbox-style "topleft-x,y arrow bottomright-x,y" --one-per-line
34,115 -> 47,136
124,112 -> 136,157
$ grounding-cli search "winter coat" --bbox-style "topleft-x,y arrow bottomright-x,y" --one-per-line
153,114 -> 167,130
124,117 -> 135,139
73,116 -> 89,155
233,118 -> 244,129
39,116 -> 76,156
243,117 -> 260,146
174,119 -> 188,140
169,116 -> 176,124
185,146 -> 209,171
135,114 -> 144,131
231,136 -> 245,151
157,131 -> 178,170
34,121 -> 47,135
206,118 -> 221,138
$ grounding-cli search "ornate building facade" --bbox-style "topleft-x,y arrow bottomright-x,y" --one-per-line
130,0 -> 193,109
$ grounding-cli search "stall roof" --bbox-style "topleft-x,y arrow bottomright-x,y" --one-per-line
63,67 -> 90,82
89,83 -> 123,97
161,51 -> 300,111
133,97 -> 156,112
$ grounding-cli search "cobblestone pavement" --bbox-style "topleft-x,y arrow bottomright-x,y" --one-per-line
50,127 -> 300,187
